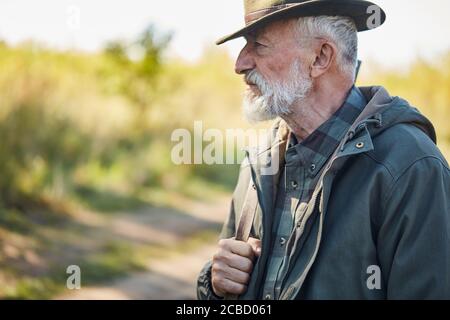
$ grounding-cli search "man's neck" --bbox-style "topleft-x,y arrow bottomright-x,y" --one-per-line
282,81 -> 353,141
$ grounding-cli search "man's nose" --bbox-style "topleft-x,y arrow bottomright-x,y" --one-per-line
235,46 -> 255,75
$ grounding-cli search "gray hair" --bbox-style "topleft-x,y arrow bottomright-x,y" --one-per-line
295,16 -> 358,81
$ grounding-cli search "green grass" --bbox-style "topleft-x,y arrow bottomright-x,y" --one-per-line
0,207 -> 33,234
0,241 -> 147,299
78,241 -> 148,284
2,277 -> 62,300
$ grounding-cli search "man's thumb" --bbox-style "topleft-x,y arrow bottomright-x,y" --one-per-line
247,237 -> 262,257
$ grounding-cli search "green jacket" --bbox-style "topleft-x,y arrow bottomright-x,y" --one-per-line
197,86 -> 450,299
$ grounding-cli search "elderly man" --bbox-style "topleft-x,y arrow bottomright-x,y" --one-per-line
197,0 -> 450,300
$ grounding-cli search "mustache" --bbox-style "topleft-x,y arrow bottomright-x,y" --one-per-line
244,70 -> 270,95
244,70 -> 262,85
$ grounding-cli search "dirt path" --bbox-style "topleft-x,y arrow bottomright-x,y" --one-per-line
56,195 -> 230,300
57,244 -> 217,300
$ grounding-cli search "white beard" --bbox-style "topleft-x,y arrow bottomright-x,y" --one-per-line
243,60 -> 312,123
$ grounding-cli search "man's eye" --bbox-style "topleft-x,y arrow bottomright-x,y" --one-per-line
255,42 -> 266,48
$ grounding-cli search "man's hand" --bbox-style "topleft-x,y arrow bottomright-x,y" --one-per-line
211,237 -> 261,297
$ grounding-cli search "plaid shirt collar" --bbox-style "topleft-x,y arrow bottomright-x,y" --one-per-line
285,85 -> 367,176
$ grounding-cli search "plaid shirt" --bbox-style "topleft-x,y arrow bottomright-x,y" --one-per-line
261,86 -> 367,300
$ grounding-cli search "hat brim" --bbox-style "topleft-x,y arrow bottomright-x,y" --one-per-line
216,0 -> 386,45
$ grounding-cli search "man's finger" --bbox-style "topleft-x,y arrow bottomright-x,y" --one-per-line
220,239 -> 255,259
226,253 -> 254,273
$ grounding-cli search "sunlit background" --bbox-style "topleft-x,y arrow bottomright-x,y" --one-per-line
0,0 -> 449,299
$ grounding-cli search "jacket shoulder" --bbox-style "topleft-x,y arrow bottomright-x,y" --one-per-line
366,123 -> 449,180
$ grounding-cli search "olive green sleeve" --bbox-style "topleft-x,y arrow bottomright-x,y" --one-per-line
378,156 -> 450,299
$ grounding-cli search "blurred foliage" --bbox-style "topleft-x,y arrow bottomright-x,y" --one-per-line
103,25 -> 172,134
0,28 -> 243,215
358,54 -> 450,156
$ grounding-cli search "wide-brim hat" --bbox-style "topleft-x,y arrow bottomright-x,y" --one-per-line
217,0 -> 386,45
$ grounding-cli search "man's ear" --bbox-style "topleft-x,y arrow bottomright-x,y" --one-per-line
310,41 -> 337,78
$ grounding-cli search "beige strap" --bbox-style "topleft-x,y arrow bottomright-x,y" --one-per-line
235,182 -> 259,242
224,178 -> 259,300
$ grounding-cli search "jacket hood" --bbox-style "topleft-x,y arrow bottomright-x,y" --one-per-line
358,86 -> 437,144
